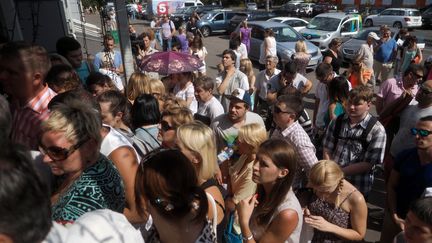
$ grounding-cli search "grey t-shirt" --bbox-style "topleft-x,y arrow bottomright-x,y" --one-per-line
217,70 -> 249,112
211,111 -> 265,151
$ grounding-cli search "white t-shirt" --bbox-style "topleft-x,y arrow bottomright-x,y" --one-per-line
100,125 -> 140,161
259,36 -> 277,64
197,96 -> 224,121
174,82 -> 198,114
255,68 -> 281,100
191,47 -> 208,73
239,43 -> 248,59
217,70 -> 249,111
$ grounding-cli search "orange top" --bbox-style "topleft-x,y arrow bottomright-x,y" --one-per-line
348,69 -> 372,88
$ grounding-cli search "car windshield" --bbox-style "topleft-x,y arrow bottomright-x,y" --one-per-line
231,14 -> 248,21
270,19 -> 283,23
407,10 -> 421,16
354,29 -> 394,40
273,26 -> 301,42
307,17 -> 340,31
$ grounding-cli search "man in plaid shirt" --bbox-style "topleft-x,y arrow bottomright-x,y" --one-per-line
323,86 -> 386,196
271,94 -> 318,189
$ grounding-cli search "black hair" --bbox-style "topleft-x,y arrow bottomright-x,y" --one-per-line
222,49 -> 236,62
315,62 -> 333,80
48,88 -> 100,113
131,94 -> 161,129
0,144 -> 52,243
56,36 -> 82,57
135,149 -> 208,223
283,61 -> 297,75
45,64 -> 81,92
409,197 -> 432,225
0,95 -> 11,145
277,94 -> 304,120
420,116 -> 432,122
86,72 -> 114,88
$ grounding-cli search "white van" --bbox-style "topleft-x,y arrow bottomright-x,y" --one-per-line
184,0 -> 204,7
299,12 -> 362,51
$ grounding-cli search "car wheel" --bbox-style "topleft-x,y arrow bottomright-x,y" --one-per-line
393,21 -> 402,29
201,26 -> 211,37
365,19 -> 373,27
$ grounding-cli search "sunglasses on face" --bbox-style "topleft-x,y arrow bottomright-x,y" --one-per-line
273,106 -> 291,114
39,138 -> 88,162
160,120 -> 174,132
410,128 -> 432,137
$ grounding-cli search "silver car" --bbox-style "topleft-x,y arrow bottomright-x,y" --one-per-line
341,27 -> 425,63
235,21 -> 322,69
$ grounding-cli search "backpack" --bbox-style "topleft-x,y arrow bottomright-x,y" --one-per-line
332,114 -> 378,151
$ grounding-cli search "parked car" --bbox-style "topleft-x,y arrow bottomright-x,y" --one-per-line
267,17 -> 309,32
364,8 -> 422,29
228,11 -> 277,32
344,5 -> 359,14
299,12 -> 362,51
197,10 -> 242,37
195,5 -> 224,15
341,27 -> 425,63
359,6 -> 385,19
246,2 -> 258,11
233,21 -> 322,69
273,3 -> 303,16
171,7 -> 194,29
184,0 -> 204,7
298,3 -> 315,17
311,3 -> 337,17
422,5 -> 432,28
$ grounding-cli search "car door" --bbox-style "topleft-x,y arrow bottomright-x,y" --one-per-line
211,13 -> 225,30
249,25 -> 264,61
340,17 -> 361,42
378,9 -> 393,26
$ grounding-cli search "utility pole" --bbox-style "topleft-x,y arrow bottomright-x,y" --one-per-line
266,0 -> 270,12
113,0 -> 134,88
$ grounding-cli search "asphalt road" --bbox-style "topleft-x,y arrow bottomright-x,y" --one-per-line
81,13 -> 432,242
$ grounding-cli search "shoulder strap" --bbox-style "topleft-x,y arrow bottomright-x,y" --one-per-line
360,116 -> 377,149
332,113 -> 345,146
339,189 -> 357,206
205,192 -> 218,239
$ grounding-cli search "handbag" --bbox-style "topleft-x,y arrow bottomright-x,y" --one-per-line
223,212 -> 242,243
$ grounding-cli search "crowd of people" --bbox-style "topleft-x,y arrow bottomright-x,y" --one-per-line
0,12 -> 432,243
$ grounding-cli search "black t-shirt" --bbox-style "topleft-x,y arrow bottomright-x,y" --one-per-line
323,49 -> 343,75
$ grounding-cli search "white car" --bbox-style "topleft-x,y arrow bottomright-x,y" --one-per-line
267,17 -> 309,32
364,8 -> 422,29
246,2 -> 258,11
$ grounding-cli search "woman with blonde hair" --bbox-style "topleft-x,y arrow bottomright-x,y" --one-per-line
144,78 -> 166,111
292,40 -> 311,75
226,123 -> 267,236
176,121 -> 227,242
240,58 -> 256,109
158,106 -> 193,148
126,72 -> 149,104
304,160 -> 367,242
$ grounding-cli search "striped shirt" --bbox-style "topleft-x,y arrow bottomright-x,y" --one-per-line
11,86 -> 56,150
323,113 -> 386,195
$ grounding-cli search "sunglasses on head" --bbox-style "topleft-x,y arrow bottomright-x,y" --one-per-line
410,128 -> 432,137
273,106 -> 291,114
160,120 -> 174,132
39,138 -> 89,162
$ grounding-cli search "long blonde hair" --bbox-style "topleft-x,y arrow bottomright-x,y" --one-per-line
295,40 -> 308,53
240,58 -> 254,81
177,121 -> 217,182
126,72 -> 149,102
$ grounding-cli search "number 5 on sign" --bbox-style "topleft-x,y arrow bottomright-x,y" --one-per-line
157,2 -> 168,15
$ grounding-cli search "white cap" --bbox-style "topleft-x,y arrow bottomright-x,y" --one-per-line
368,32 -> 380,41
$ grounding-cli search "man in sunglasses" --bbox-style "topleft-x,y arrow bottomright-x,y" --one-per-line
384,116 -> 432,242
211,88 -> 264,152
271,94 -> 317,190
390,79 -> 432,173
323,85 -> 386,197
